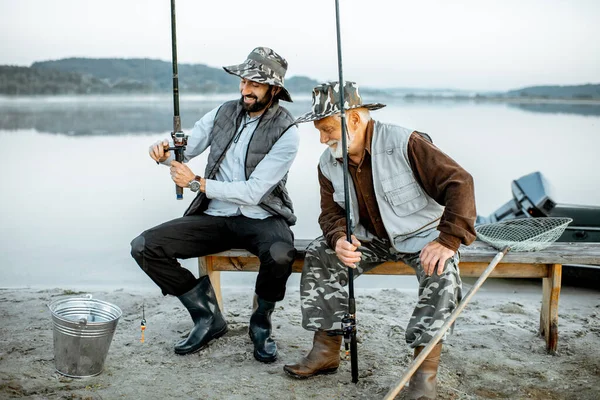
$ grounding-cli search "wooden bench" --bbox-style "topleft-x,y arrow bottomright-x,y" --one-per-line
198,240 -> 600,353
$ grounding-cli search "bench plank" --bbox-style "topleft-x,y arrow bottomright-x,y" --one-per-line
210,240 -> 600,265
199,240 -> 600,354
207,257 -> 550,278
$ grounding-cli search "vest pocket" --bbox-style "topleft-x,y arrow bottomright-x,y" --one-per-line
381,173 -> 427,217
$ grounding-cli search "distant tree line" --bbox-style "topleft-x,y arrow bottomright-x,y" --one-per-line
0,58 -> 320,96
505,84 -> 600,100
0,66 -> 113,95
1,58 -> 598,99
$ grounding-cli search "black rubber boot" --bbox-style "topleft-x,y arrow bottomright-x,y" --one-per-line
174,276 -> 228,355
249,295 -> 277,363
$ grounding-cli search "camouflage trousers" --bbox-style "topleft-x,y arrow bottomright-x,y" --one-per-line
300,236 -> 462,348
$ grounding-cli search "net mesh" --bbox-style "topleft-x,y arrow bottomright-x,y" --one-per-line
475,217 -> 572,252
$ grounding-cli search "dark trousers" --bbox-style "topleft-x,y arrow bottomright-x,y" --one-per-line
130,214 -> 295,302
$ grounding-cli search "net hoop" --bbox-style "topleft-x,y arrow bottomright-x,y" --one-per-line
475,217 -> 572,252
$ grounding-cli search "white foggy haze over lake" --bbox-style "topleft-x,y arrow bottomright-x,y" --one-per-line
1,0 -> 599,91
1,95 -> 599,291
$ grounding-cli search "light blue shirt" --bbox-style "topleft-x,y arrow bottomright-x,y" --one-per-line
164,105 -> 300,219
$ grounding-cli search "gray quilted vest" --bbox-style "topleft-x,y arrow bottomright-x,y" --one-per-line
184,100 -> 297,225
319,121 -> 444,253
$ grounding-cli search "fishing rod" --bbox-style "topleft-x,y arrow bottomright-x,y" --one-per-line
334,0 -> 359,384
169,0 -> 187,200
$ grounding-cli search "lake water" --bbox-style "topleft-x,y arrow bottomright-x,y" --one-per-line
1,95 -> 599,291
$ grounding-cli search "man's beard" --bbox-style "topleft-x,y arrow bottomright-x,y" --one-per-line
239,89 -> 273,113
327,130 -> 354,159
327,140 -> 344,159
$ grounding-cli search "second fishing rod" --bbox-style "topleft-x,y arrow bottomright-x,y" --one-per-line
334,0 -> 359,384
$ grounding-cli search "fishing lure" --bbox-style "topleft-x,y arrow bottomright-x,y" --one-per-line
140,304 -> 146,343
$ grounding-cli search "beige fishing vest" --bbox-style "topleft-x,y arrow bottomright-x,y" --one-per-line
319,121 -> 444,253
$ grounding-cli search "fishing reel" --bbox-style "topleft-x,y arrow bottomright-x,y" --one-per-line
168,130 -> 188,200
169,130 -> 188,160
341,312 -> 356,345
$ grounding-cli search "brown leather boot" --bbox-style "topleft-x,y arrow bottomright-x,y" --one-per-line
283,331 -> 342,379
405,344 -> 442,400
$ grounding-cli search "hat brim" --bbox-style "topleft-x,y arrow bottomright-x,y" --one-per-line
223,64 -> 293,102
295,103 -> 386,124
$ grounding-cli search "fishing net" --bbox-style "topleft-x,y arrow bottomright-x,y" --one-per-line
475,217 -> 572,252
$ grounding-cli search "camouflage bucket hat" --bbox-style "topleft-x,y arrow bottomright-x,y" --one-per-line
295,81 -> 386,124
223,47 -> 292,102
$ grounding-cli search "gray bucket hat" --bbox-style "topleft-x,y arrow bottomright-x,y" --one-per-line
295,81 -> 385,124
223,47 -> 292,102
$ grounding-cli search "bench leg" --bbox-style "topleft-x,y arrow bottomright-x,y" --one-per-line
198,256 -> 224,312
540,263 -> 562,354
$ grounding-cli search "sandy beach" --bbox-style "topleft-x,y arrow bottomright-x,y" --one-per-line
1,278 -> 599,400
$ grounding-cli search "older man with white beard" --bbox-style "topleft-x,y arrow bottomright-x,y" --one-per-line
283,82 -> 477,400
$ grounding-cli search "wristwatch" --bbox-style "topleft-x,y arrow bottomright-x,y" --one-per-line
188,176 -> 202,192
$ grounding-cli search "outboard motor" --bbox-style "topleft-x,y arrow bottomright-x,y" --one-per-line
475,172 -> 554,223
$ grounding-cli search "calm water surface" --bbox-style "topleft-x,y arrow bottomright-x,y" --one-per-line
1,95 -> 599,290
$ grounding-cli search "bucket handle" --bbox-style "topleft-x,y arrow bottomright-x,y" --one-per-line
47,293 -> 94,312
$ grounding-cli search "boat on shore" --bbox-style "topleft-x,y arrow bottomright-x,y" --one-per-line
476,171 -> 600,286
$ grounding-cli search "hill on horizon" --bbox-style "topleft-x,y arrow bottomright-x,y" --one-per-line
4,58 -> 318,96
506,84 -> 600,100
0,57 -> 598,99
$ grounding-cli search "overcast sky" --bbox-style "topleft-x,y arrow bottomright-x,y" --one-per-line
1,0 -> 598,91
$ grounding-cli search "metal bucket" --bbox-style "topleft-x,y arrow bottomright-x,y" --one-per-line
48,294 -> 122,378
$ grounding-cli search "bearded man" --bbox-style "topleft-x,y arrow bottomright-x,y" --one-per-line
131,47 -> 299,364
284,81 -> 476,400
